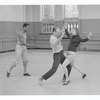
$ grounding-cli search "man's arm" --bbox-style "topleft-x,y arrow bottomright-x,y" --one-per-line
65,29 -> 71,39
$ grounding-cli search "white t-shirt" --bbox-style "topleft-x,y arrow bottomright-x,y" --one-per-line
50,35 -> 63,53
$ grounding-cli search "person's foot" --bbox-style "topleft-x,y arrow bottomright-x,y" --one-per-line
23,73 -> 31,76
6,71 -> 10,78
82,74 -> 86,78
63,80 -> 71,85
39,77 -> 44,86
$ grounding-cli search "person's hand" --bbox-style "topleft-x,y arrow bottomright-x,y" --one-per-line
61,29 -> 65,36
28,44 -> 35,48
87,32 -> 92,39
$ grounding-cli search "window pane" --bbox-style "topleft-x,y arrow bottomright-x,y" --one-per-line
65,5 -> 78,18
40,5 -> 55,33
41,5 -> 54,20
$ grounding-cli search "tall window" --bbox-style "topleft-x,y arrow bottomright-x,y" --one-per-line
64,5 -> 78,18
40,5 -> 54,21
40,5 -> 55,33
63,5 -> 79,33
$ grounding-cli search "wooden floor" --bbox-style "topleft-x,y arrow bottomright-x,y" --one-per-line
0,50 -> 100,95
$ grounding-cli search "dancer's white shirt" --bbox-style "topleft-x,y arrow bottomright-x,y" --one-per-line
50,35 -> 63,53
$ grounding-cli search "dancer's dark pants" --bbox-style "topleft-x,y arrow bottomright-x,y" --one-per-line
42,50 -> 72,80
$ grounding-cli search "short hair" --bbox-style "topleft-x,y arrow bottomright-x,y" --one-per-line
23,23 -> 29,28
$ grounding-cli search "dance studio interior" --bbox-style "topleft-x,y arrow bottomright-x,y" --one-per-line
0,5 -> 100,95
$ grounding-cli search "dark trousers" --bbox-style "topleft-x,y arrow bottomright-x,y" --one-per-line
42,50 -> 72,80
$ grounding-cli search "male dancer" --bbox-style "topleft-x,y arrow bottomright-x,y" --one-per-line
39,27 -> 72,86
6,23 -> 34,78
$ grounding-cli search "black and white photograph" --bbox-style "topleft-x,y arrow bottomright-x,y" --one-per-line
0,0 -> 100,99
